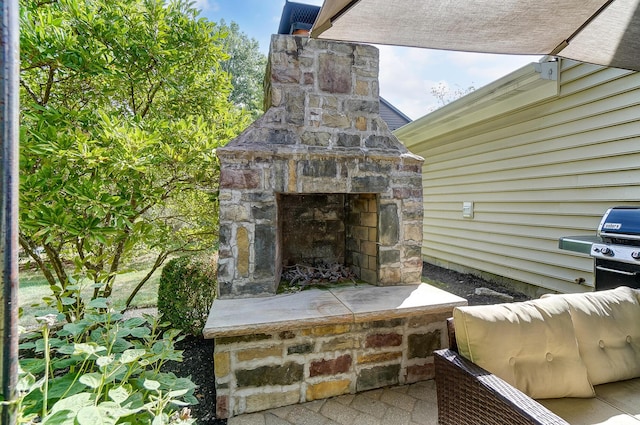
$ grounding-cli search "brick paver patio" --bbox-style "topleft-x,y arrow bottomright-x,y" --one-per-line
228,380 -> 438,425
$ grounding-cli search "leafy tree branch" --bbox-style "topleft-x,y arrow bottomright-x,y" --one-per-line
19,0 -> 253,320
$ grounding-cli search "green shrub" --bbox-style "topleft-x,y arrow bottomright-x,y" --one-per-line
157,254 -> 217,336
17,301 -> 197,424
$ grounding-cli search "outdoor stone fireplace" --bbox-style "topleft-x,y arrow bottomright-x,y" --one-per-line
205,34 -> 466,419
216,35 -> 424,298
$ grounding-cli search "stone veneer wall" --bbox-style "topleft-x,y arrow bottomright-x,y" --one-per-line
213,312 -> 449,418
346,193 -> 378,283
216,35 -> 424,299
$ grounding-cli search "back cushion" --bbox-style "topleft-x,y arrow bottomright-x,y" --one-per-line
565,286 -> 640,385
454,296 -> 594,399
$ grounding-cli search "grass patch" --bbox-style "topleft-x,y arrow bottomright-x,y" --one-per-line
19,259 -> 163,329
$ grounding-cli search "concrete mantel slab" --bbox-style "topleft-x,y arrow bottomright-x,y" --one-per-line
204,283 -> 467,338
330,283 -> 468,323
202,290 -> 352,338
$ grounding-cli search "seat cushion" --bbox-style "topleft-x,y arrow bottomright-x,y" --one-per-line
454,295 -> 594,399
539,397 -> 640,425
540,377 -> 640,424
564,286 -> 640,385
596,378 -> 640,419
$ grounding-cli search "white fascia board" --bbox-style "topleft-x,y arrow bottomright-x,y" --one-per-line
395,61 -> 560,147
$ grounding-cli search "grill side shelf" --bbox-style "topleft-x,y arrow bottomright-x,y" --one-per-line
558,235 -> 601,255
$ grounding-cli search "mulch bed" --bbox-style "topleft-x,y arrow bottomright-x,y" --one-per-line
164,336 -> 223,424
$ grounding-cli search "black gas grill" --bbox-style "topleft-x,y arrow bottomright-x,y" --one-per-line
590,207 -> 640,290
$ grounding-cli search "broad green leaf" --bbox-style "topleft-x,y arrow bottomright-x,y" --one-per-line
111,337 -> 133,353
41,409 -> 75,425
49,392 -> 93,414
98,401 -> 137,421
119,348 -> 146,364
88,298 -> 109,309
46,374 -> 86,399
57,344 -> 77,355
73,342 -> 107,356
79,372 -> 103,389
19,358 -> 46,375
19,340 -> 36,350
123,317 -> 146,328
152,413 -> 169,425
129,326 -> 151,338
97,354 -> 115,368
167,388 -> 189,398
77,405 -> 110,425
143,379 -> 161,391
60,297 -> 77,306
63,322 -> 87,337
116,327 -> 132,338
108,385 -> 130,404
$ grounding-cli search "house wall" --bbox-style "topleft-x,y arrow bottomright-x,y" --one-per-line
397,59 -> 640,294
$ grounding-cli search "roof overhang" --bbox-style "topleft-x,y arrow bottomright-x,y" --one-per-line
395,60 -> 560,145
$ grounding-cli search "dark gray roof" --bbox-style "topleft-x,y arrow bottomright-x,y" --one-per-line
380,97 -> 412,131
278,1 -> 320,35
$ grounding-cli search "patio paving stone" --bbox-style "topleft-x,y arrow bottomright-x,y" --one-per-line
380,389 -> 417,411
349,395 -> 388,418
227,381 -> 439,425
265,414 -> 295,425
319,399 -> 361,425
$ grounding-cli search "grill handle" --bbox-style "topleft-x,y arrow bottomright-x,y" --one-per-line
596,266 -> 638,276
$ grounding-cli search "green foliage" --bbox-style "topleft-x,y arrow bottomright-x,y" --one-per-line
218,20 -> 267,117
157,255 -> 217,336
16,304 -> 196,424
18,0 -> 252,320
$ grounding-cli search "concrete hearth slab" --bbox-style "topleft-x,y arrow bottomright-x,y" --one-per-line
204,283 -> 467,338
330,283 -> 467,323
203,289 -> 352,338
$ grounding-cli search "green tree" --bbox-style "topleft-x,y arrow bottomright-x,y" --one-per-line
218,20 -> 267,117
19,0 -> 250,320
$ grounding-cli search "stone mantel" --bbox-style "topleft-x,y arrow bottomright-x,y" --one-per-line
204,283 -> 466,338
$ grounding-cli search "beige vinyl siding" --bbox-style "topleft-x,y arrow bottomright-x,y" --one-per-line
397,59 -> 640,294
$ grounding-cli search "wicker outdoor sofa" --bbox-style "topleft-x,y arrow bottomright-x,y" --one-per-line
435,348 -> 570,425
434,286 -> 640,425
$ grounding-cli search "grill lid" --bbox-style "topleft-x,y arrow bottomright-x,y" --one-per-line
598,206 -> 640,240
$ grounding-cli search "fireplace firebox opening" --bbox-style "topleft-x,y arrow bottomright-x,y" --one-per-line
276,193 -> 379,290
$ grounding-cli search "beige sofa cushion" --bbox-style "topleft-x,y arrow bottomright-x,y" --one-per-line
565,286 -> 640,385
454,296 -> 594,399
540,377 -> 640,424
539,397 -> 640,425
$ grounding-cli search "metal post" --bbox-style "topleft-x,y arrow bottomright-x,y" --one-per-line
1,0 -> 19,423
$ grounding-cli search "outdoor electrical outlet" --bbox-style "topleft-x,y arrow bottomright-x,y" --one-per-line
463,201 -> 474,218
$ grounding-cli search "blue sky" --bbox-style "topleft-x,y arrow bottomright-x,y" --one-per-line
195,0 -> 541,119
